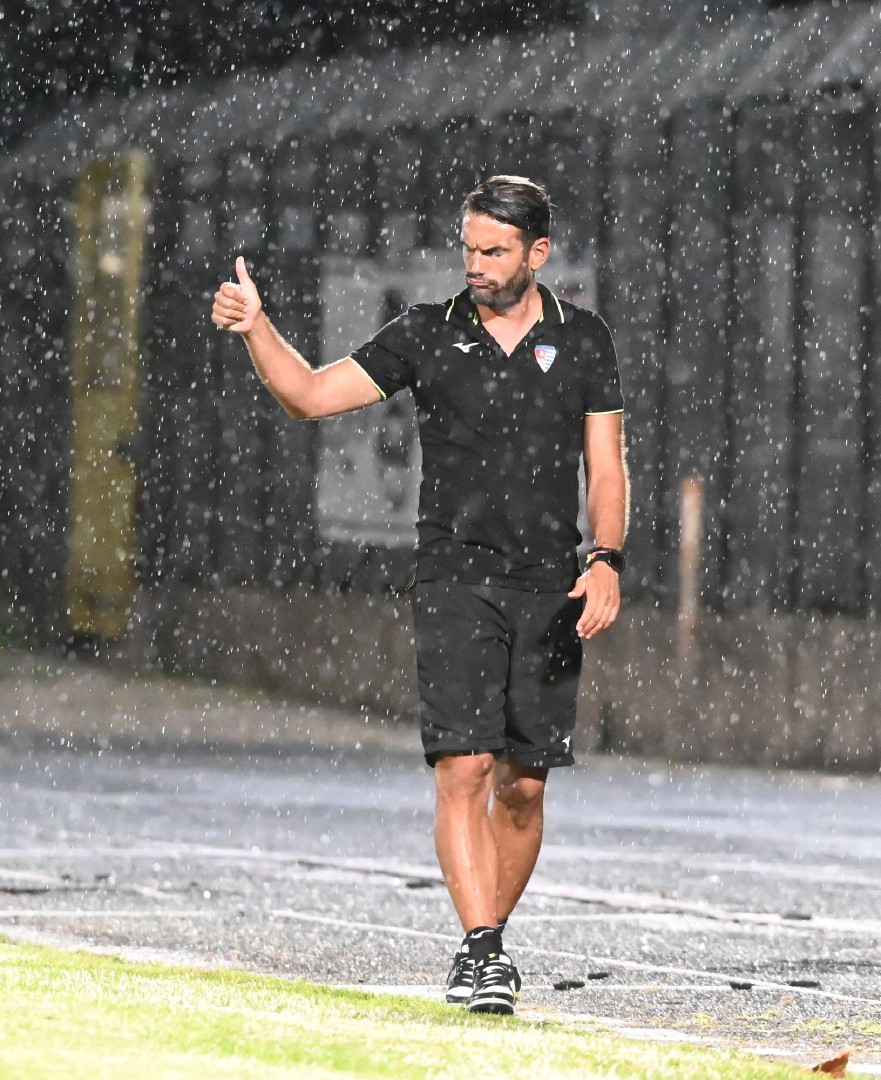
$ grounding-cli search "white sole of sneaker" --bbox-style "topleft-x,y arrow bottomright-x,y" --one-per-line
466,995 -> 517,1015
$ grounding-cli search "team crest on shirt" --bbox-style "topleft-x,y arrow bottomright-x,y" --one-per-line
534,345 -> 557,372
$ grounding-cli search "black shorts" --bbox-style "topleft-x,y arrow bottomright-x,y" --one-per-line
412,580 -> 583,769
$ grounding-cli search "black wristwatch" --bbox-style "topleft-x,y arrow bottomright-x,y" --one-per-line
584,546 -> 626,575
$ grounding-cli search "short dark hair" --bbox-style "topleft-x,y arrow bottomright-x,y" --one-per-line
461,175 -> 551,246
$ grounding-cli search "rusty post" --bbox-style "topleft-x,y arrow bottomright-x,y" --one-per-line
678,475 -> 704,667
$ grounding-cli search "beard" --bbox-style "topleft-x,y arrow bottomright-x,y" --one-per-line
466,262 -> 533,313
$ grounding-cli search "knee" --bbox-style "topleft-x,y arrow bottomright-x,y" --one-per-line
435,753 -> 495,805
494,775 -> 546,825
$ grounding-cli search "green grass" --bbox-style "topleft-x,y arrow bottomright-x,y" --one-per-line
0,941 -> 812,1079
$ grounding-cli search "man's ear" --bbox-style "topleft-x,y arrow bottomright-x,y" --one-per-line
528,236 -> 550,271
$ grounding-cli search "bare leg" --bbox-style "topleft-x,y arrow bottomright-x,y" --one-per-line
490,761 -> 548,922
434,753 -> 499,931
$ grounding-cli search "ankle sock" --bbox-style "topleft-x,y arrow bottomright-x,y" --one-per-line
463,925 -> 503,961
497,916 -> 508,934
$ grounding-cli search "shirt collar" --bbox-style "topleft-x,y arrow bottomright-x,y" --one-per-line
445,281 -> 566,330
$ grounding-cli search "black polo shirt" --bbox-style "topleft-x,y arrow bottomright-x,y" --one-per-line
348,282 -> 624,590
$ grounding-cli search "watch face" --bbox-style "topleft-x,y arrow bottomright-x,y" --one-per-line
589,548 -> 625,574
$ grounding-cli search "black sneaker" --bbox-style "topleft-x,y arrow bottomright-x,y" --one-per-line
445,948 -> 476,1004
466,949 -> 522,1015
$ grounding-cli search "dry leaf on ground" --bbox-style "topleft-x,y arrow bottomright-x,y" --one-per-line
810,1049 -> 849,1076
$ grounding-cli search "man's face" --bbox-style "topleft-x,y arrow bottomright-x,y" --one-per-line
460,212 -> 539,313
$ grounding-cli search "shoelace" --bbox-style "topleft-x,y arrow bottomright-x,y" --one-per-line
451,953 -> 475,980
476,958 -> 512,985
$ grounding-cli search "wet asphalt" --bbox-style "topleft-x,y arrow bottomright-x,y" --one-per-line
1,653 -> 880,1073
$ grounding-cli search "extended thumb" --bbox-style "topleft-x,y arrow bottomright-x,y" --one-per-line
235,256 -> 253,287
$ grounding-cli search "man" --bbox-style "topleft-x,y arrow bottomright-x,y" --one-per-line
212,175 -> 628,1015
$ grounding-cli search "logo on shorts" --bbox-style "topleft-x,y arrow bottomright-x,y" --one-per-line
535,345 -> 557,372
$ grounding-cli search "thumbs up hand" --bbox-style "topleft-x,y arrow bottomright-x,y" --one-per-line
212,256 -> 263,334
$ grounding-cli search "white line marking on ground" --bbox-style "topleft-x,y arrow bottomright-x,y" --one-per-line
270,910 -> 878,1005
272,909 -> 458,944
128,885 -> 176,900
4,844 -> 881,935
0,869 -> 63,887
348,982 -> 828,996
0,873 -> 171,902
273,855 -> 881,936
546,813 -> 881,861
507,909 -> 881,936
0,910 -> 217,919
540,844 -> 881,890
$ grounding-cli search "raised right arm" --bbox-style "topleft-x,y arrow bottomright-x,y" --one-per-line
211,256 -> 382,420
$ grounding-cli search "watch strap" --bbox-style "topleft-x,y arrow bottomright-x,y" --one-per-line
585,546 -> 626,575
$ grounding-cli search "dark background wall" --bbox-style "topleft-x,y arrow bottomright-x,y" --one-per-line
1,1 -> 879,640
1,4 -> 881,626
0,0 -> 609,150
4,0 -> 881,767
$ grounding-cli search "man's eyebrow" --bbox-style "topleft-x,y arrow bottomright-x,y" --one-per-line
460,239 -> 509,254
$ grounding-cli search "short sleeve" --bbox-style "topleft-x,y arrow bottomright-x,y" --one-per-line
581,312 -> 624,415
348,310 -> 419,400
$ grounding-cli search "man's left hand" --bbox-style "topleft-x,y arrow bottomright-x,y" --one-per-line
568,562 -> 621,639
